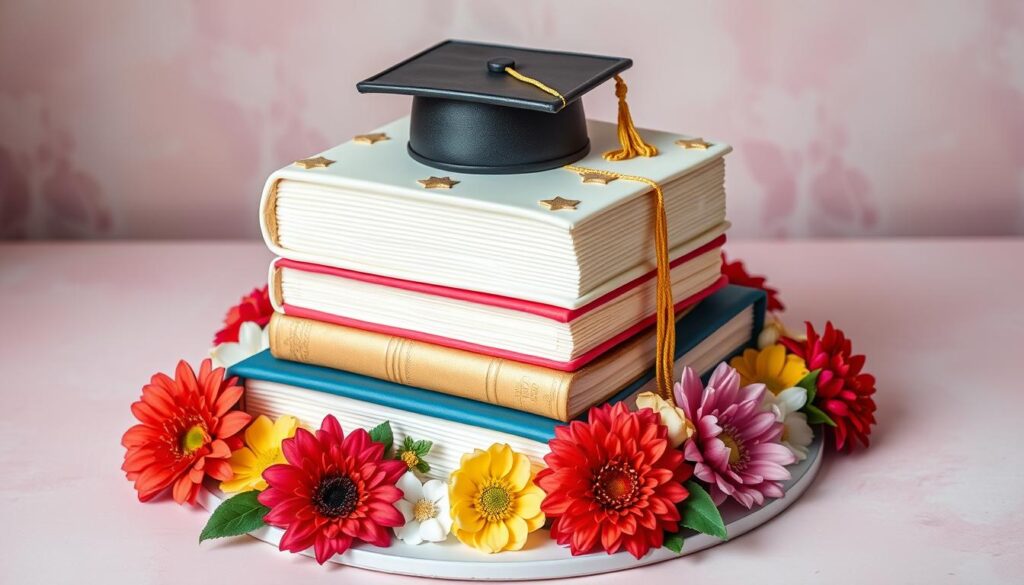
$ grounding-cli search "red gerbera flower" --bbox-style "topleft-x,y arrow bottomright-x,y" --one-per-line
213,285 -> 273,345
121,359 -> 251,504
721,254 -> 784,312
536,402 -> 692,559
781,322 -> 877,450
259,415 -> 407,564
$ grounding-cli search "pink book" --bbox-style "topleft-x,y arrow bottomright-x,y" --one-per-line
270,235 -> 726,372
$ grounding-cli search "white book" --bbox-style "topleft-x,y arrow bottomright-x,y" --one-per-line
269,227 -> 725,368
260,116 -> 731,309
238,307 -> 754,482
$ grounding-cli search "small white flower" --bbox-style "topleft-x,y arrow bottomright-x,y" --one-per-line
763,386 -> 814,462
394,472 -> 451,545
635,391 -> 694,447
209,321 -> 269,369
757,315 -> 805,349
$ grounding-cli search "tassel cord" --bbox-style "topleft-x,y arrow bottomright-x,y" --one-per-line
564,166 -> 676,404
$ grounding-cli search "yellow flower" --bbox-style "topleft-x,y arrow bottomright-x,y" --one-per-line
730,344 -> 809,395
220,415 -> 300,493
635,392 -> 694,447
449,443 -> 545,553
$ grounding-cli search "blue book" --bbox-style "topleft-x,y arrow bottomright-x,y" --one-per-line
229,285 -> 765,445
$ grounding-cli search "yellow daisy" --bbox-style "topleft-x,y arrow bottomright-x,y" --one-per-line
449,443 -> 545,553
730,344 -> 809,395
220,415 -> 300,493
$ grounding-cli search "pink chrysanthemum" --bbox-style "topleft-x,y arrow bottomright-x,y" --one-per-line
675,363 -> 795,508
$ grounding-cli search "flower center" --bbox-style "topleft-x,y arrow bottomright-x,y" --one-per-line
180,424 -> 208,454
401,450 -> 420,469
477,484 -> 512,519
592,459 -> 640,511
413,498 -> 438,522
312,474 -> 360,518
719,429 -> 748,468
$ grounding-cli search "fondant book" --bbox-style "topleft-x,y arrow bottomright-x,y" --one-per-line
259,117 -> 730,308
232,285 -> 765,480
269,300 -> 706,421
270,232 -> 726,369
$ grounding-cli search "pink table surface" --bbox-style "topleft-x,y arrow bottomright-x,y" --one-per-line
1,239 -> 1022,584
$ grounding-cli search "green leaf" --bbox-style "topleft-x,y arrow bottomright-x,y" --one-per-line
663,532 -> 685,553
804,404 -> 837,427
415,461 -> 431,474
199,491 -> 269,543
796,369 -> 821,404
680,481 -> 727,540
412,439 -> 433,455
369,421 -> 394,457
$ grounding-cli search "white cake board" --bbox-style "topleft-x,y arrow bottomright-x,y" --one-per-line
198,434 -> 822,580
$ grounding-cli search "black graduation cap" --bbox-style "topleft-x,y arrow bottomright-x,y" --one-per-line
357,40 -> 653,174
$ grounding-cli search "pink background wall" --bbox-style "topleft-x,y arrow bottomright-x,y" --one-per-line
1,0 -> 1022,240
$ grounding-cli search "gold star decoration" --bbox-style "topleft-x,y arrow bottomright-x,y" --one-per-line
675,137 -> 712,150
353,132 -> 390,145
578,171 -> 617,185
539,196 -> 580,211
293,156 -> 335,169
417,176 -> 460,190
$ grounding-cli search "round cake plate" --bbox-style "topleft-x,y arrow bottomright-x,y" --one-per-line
198,434 -> 822,581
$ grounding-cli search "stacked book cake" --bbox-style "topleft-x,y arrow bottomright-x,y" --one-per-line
121,40 -> 877,570
230,115 -> 765,481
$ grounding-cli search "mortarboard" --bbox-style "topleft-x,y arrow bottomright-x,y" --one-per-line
357,40 -> 658,174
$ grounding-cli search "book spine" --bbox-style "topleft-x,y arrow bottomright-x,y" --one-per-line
269,313 -> 574,421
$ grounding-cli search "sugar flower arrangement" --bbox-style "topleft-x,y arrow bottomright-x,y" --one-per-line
120,257 -> 877,564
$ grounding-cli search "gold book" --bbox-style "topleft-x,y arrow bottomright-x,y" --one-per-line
268,307 -> 700,421
269,313 -> 575,420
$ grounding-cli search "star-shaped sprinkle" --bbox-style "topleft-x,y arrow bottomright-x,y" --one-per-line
539,196 -> 580,211
675,137 -> 712,150
578,171 -> 617,185
293,156 -> 335,169
417,176 -> 460,189
353,132 -> 390,145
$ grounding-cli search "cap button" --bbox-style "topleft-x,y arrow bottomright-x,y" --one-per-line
487,57 -> 515,73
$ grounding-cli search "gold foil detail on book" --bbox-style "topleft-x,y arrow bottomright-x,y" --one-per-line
539,196 -> 580,211
675,137 -> 711,150
353,132 -> 390,145
417,176 -> 460,189
263,179 -> 282,246
579,171 -> 617,185
270,313 -> 313,363
293,156 -> 335,169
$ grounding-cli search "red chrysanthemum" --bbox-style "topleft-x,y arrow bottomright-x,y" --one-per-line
535,402 -> 692,559
781,322 -> 877,450
213,285 -> 273,345
121,359 -> 251,504
721,254 -> 784,312
259,415 -> 407,564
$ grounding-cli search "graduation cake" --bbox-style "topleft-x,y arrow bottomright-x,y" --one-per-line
120,40 -> 878,577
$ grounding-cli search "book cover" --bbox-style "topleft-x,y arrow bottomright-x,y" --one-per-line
259,116 -> 731,308
230,285 -> 766,443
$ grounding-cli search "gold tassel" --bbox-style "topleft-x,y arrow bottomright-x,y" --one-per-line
564,166 -> 676,404
603,75 -> 659,161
